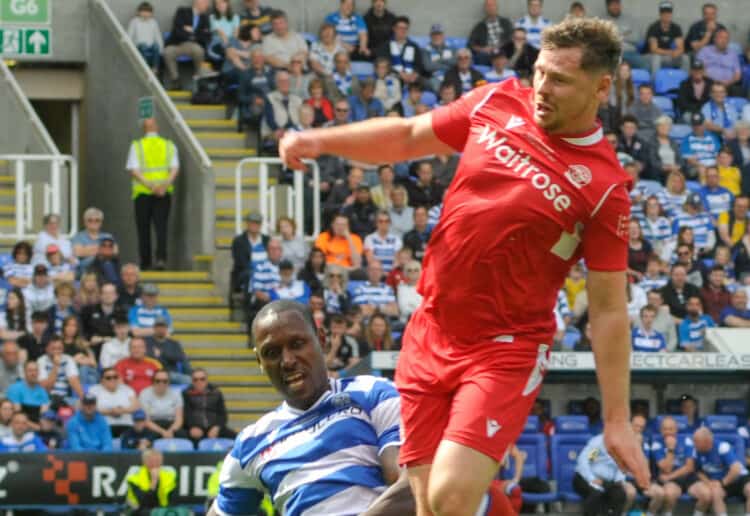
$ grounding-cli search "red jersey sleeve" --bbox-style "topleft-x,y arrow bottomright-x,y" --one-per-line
582,184 -> 631,271
431,83 -> 500,151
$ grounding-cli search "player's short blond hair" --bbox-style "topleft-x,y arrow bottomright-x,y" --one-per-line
541,17 -> 622,75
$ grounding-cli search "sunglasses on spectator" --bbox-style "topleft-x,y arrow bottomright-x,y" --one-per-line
87,218 -> 102,222
153,378 -> 169,384
405,268 -> 420,273
103,375 -> 118,380
193,376 -> 207,382
336,108 -> 350,113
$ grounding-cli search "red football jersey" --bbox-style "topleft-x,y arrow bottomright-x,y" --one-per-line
420,79 -> 632,344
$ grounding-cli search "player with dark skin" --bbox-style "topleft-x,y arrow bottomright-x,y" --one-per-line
280,18 -> 650,516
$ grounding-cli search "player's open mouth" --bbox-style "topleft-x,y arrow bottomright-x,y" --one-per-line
284,372 -> 305,388
535,103 -> 553,115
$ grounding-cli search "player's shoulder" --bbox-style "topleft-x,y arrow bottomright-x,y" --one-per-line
233,403 -> 289,448
340,375 -> 399,405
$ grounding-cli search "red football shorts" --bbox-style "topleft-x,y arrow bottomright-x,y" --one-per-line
396,307 -> 550,467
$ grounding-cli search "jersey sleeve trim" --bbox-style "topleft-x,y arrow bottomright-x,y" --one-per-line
469,85 -> 499,119
591,183 -> 619,218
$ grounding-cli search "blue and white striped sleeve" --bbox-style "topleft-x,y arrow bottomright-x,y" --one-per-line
366,378 -> 401,454
214,443 -> 264,516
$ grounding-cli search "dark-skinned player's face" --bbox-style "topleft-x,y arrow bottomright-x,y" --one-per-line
254,310 -> 329,410
533,47 -> 611,134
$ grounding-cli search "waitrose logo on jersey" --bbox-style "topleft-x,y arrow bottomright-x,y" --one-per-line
475,124 -> 571,212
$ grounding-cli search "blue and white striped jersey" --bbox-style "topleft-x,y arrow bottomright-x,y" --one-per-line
324,12 -> 367,47
641,216 -> 673,244
215,376 -> 401,516
672,212 -> 715,249
128,305 -> 173,332
661,191 -> 687,218
638,275 -> 668,293
631,327 -> 666,352
363,232 -> 403,273
427,204 -> 442,230
250,259 -> 280,295
514,16 -> 550,49
352,282 -> 396,307
2,262 -> 32,280
555,289 -> 571,320
699,186 -> 733,219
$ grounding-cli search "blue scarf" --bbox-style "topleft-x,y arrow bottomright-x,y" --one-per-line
333,71 -> 353,96
389,40 -> 415,74
709,101 -> 732,129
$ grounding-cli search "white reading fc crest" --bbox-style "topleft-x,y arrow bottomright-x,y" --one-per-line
564,164 -> 592,189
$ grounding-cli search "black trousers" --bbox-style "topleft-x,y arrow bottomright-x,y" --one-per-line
134,193 -> 171,269
573,473 -> 626,516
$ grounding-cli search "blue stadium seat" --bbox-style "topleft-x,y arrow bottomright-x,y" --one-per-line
654,68 -> 688,96
346,280 -> 366,297
551,433 -> 591,501
446,36 -> 468,49
351,61 -> 375,81
153,438 -> 194,452
727,96 -> 748,115
631,68 -> 651,87
301,32 -> 317,45
704,415 -> 738,433
669,123 -> 692,144
686,180 -> 702,193
654,414 -> 689,433
523,415 -> 540,433
665,398 -> 683,414
111,439 -> 121,451
198,438 -> 235,452
715,399 -> 748,421
638,179 -> 665,196
411,35 -> 430,49
474,64 -> 491,76
653,95 -> 675,118
509,434 -> 558,503
555,415 -> 589,433
715,433 -> 746,461
420,91 -> 438,108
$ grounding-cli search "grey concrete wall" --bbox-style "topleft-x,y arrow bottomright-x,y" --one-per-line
85,0 -> 213,268
106,0 -> 750,45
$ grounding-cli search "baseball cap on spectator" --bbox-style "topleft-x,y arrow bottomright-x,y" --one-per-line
41,410 -> 57,421
33,264 -> 48,276
279,259 -> 294,271
686,192 -> 703,207
690,112 -> 705,126
680,393 -> 696,402
45,244 -> 59,255
142,283 -> 159,296
153,316 -> 169,327
691,59 -> 704,70
82,393 -> 97,405
98,235 -> 115,245
658,1 -> 673,12
31,310 -> 49,323
246,213 -> 263,224
430,24 -> 444,35
133,409 -> 146,421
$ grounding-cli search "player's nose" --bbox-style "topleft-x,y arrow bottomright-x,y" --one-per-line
280,345 -> 297,368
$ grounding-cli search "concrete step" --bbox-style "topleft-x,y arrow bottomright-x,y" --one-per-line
215,207 -> 250,220
193,360 -> 260,371
0,220 -> 13,229
187,119 -> 235,132
192,255 -> 214,273
167,90 -> 191,104
170,307 -> 230,321
154,282 -> 216,296
222,388 -> 280,402
0,189 -> 14,202
196,131 -> 247,149
228,414 -> 262,428
0,205 -> 14,215
184,348 -> 255,359
214,176 -> 265,189
159,295 -> 224,307
181,336 -> 247,349
215,237 -> 233,250
141,271 -> 210,283
211,373 -> 268,385
214,192 -> 259,211
0,176 -> 13,188
173,320 -> 242,333
178,104 -> 226,120
227,400 -> 278,411
206,147 -> 256,160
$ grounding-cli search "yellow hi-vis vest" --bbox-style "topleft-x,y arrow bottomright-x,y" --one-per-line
132,135 -> 175,199
126,465 -> 177,509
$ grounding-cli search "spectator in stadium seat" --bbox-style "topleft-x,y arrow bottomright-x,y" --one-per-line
324,314 -> 361,375
22,264 -> 54,315
118,263 -> 142,312
363,0 -> 396,55
437,81 -> 457,107
397,260 -> 422,323
692,426 -> 750,515
304,80 -> 335,129
17,311 -> 49,364
678,295 -> 715,351
115,338 -> 163,395
146,317 -> 191,385
0,341 -> 22,395
702,83 -> 739,140
610,62 -> 634,120
677,59 -> 714,119
395,82 -> 424,118
627,84 -> 663,143
673,193 -> 716,257
60,316 -> 99,386
402,206 -> 431,262
326,51 -> 360,102
654,115 -> 684,178
719,289 -> 750,327
208,0 -> 240,62
646,1 -> 689,76
324,164 -> 363,221
65,393 -> 113,451
0,289 -> 26,342
701,265 -> 732,322
239,0 -> 272,36
45,245 -> 75,285
484,51 -> 516,84
139,370 -> 186,439
7,360 -> 49,423
601,0 -> 646,68
617,115 -> 659,181
388,186 -> 414,238
163,0 -> 211,89
325,0 -> 369,60
734,226 -> 750,279
674,243 -> 704,288
0,411 -> 46,452
309,23 -> 346,78
100,316 -> 131,370
220,24 -> 255,84
730,122 -> 750,194
468,0 -> 513,66
352,260 -> 399,319
126,449 -> 177,514
364,211 -> 402,274
236,47 -> 274,127
89,367 -> 138,438
182,368 -> 235,443
660,264 -> 702,320
501,27 -> 538,81
323,265 -> 350,315
3,241 -> 32,289
685,2 -> 725,54
364,312 -> 398,353
72,207 -> 116,274
342,186 -> 378,239
627,219 -> 653,282
701,166 -> 734,222
80,282 -> 120,353
422,24 -> 457,83
652,415 -> 709,512
86,236 -> 121,286
680,393 -> 703,432
632,305 -> 667,352
682,112 -> 721,178
121,409 -> 157,450
711,245 -> 736,283
270,260 -> 311,305
573,433 -> 628,516
33,214 -> 74,265
717,146 -> 742,197
405,161 -> 444,209
246,238 -> 284,327
37,410 -> 62,449
376,16 -> 424,88
697,27 -> 743,97
372,58 -> 401,112
288,52 -> 314,100
261,70 -> 303,154
261,10 -> 308,71
349,78 -> 385,121
370,164 -> 396,210
230,213 -> 269,298
276,217 -> 306,273
127,2 -> 164,74
643,290 -> 677,351
514,0 -> 549,51
46,282 -> 75,335
297,248 -> 327,294
623,414 -> 665,515
442,48 -> 486,95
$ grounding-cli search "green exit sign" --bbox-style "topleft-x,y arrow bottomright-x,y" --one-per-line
0,0 -> 50,24
0,27 -> 50,56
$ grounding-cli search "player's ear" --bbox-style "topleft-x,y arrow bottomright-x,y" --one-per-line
595,72 -> 612,103
254,347 -> 263,372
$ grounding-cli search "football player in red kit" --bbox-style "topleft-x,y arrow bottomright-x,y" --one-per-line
280,16 -> 650,516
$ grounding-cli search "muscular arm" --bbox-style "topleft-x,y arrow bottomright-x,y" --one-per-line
362,446 -> 415,516
280,113 -> 454,169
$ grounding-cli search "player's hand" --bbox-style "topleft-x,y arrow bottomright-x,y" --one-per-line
664,435 -> 677,449
279,131 -> 321,171
604,420 -> 651,490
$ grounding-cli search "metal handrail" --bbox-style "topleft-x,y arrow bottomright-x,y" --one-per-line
0,154 -> 78,239
90,0 -> 211,171
234,158 -> 320,239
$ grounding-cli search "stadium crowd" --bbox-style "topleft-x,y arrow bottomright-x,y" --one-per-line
0,207 -> 235,453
